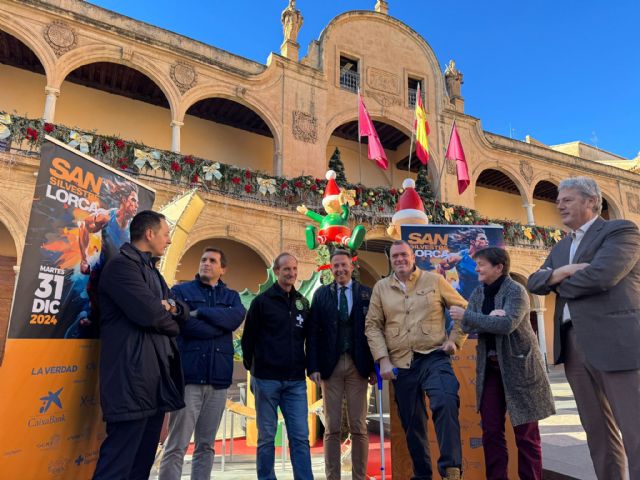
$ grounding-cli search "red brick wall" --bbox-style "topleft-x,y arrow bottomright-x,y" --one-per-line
0,255 -> 17,364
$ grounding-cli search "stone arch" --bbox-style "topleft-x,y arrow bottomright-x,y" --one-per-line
0,202 -> 27,264
471,162 -> 528,200
176,236 -> 269,293
184,224 -> 276,269
472,164 -> 529,223
0,18 -> 56,84
600,191 -> 622,220
53,44 -> 180,116
324,110 -> 431,187
178,86 -> 281,173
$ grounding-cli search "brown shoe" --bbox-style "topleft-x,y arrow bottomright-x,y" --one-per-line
444,467 -> 462,480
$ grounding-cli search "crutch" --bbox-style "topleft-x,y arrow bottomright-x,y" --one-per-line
374,364 -> 397,480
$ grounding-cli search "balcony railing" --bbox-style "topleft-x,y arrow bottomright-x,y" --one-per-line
408,87 -> 425,108
340,70 -> 360,93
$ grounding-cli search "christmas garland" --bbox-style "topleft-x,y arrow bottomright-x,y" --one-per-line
0,112 -> 565,247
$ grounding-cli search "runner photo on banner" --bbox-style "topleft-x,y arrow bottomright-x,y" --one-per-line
0,137 -> 155,478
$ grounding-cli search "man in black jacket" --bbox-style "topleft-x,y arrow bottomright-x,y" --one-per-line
307,249 -> 374,480
159,247 -> 245,480
241,252 -> 313,480
93,210 -> 189,480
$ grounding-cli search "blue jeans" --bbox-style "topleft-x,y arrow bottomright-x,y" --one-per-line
251,378 -> 313,480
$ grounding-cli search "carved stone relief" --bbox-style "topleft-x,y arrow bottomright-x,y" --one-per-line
626,192 -> 640,214
366,67 -> 399,95
292,111 -> 318,144
44,22 -> 77,57
170,62 -> 198,94
446,159 -> 456,175
519,160 -> 534,184
365,90 -> 401,108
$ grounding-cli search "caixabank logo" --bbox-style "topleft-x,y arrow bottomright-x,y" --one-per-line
28,387 -> 66,427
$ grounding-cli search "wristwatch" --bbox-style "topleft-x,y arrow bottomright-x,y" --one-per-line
167,298 -> 176,310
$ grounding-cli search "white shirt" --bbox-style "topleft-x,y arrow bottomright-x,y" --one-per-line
562,216 -> 598,323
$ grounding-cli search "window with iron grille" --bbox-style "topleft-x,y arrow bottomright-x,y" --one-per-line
408,77 -> 425,108
340,55 -> 359,93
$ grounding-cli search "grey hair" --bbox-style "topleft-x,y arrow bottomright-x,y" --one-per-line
558,176 -> 602,214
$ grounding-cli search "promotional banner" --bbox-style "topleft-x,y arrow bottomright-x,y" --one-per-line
396,224 -> 518,479
0,137 -> 154,478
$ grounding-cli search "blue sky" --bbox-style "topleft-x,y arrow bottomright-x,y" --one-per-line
90,0 -> 639,159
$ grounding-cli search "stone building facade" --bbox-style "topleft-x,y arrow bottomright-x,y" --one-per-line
1,4 -> 639,469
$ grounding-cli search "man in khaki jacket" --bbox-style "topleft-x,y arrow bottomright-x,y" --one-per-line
366,240 -> 468,480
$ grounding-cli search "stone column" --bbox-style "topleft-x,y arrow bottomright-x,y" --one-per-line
523,202 -> 535,225
533,306 -> 549,371
170,120 -> 183,153
43,87 -> 60,122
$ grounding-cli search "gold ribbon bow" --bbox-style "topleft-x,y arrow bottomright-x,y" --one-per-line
550,229 -> 562,243
442,206 -> 454,222
0,113 -> 11,140
339,188 -> 356,206
257,177 -> 276,195
202,162 -> 222,181
522,226 -> 534,240
68,131 -> 93,153
133,149 -> 161,170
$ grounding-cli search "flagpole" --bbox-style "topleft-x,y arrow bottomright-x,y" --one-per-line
407,83 -> 420,175
357,88 -> 363,185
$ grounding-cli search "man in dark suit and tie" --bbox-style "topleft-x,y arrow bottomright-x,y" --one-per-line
307,249 -> 375,480
528,176 -> 640,480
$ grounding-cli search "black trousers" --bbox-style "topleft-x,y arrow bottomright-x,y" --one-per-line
93,411 -> 165,480
393,350 -> 462,480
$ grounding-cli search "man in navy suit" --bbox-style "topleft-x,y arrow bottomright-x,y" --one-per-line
307,249 -> 375,480
528,176 -> 640,480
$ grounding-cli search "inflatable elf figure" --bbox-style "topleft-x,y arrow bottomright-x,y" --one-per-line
297,170 -> 366,250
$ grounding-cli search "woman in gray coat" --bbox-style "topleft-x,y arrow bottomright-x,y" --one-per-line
450,247 -> 555,480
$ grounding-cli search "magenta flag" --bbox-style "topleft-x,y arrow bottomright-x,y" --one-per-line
358,93 -> 388,170
445,121 -> 470,194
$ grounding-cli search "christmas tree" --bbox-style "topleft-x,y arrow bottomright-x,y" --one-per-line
328,147 -> 347,184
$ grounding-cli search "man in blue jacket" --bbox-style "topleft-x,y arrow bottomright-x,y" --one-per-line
307,249 -> 375,480
159,247 -> 245,480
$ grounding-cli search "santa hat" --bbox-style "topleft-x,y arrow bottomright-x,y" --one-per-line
323,170 -> 340,206
392,179 -> 429,223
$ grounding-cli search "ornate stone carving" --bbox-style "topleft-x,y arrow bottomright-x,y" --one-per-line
292,111 -> 318,144
120,46 -> 134,62
446,159 -> 456,175
366,90 -> 401,108
367,67 -> 399,95
44,22 -> 77,57
626,192 -> 640,214
235,86 -> 247,98
285,242 -> 314,263
170,62 -> 197,94
519,160 -> 534,184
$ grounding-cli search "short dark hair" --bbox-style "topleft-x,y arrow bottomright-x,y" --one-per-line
472,247 -> 510,274
130,210 -> 166,242
390,239 -> 412,250
273,252 -> 296,270
330,249 -> 351,262
202,247 -> 227,268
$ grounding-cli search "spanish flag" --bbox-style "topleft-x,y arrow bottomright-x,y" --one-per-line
414,83 -> 430,164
